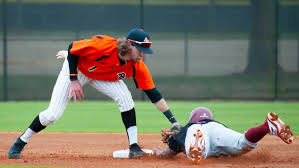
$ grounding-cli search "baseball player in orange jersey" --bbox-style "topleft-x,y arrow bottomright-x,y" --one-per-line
8,28 -> 181,159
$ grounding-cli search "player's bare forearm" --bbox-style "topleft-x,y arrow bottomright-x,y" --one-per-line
154,98 -> 169,112
155,99 -> 181,127
153,147 -> 177,158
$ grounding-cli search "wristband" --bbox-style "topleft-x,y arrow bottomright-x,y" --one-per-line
163,109 -> 177,124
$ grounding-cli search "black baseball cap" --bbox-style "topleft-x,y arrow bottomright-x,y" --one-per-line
126,28 -> 153,54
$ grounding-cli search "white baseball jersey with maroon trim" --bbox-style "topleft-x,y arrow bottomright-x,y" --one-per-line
184,122 -> 258,159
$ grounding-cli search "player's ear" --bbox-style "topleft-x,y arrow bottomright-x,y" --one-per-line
127,41 -> 133,47
126,42 -> 133,53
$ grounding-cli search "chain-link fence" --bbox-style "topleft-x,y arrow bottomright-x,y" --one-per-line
0,0 -> 298,101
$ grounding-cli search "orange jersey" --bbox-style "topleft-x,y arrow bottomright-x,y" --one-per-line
69,35 -> 155,90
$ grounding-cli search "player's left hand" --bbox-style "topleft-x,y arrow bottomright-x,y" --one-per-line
68,80 -> 85,102
152,147 -> 163,156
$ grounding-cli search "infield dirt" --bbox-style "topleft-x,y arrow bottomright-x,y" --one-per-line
0,132 -> 298,168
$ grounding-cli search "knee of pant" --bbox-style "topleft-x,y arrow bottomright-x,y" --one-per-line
115,94 -> 134,112
241,146 -> 255,154
39,109 -> 61,126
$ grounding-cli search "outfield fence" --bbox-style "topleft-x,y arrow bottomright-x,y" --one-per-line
0,0 -> 299,101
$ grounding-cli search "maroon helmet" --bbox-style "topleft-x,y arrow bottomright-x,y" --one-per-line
189,107 -> 214,123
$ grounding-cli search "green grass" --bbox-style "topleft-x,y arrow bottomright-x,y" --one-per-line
0,101 -> 298,134
0,101 -> 298,168
1,72 -> 299,101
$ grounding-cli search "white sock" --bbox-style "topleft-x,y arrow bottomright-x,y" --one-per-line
127,126 -> 138,145
20,128 -> 36,143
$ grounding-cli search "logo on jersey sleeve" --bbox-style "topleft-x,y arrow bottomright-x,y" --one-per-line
117,72 -> 126,80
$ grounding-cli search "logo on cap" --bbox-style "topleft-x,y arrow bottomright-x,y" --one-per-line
144,37 -> 150,43
126,28 -> 154,54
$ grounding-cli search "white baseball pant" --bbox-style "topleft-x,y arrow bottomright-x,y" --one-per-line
185,122 -> 258,159
39,59 -> 134,126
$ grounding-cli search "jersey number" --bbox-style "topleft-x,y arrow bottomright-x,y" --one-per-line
117,72 -> 126,80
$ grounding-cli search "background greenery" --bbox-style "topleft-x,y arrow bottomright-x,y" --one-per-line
0,101 -> 298,134
5,0 -> 299,5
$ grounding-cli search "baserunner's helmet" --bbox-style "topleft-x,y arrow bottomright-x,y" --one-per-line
189,107 -> 213,123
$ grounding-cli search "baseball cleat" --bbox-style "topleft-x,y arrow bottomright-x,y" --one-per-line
129,143 -> 145,159
8,137 -> 27,159
189,129 -> 203,163
267,112 -> 294,144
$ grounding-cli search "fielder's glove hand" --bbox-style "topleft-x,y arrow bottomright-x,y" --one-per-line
171,122 -> 183,132
161,123 -> 181,143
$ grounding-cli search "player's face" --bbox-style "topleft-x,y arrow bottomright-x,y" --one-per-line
130,46 -> 145,62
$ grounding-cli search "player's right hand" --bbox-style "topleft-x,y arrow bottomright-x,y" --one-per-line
152,147 -> 176,158
152,147 -> 163,156
56,50 -> 68,59
68,80 -> 85,102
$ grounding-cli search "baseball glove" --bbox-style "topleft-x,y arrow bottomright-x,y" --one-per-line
161,124 -> 181,143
